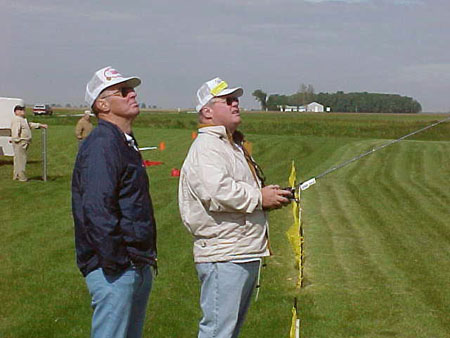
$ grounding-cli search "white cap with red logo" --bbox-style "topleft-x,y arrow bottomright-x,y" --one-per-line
85,66 -> 141,107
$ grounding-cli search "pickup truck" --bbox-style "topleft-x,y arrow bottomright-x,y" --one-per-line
33,104 -> 53,116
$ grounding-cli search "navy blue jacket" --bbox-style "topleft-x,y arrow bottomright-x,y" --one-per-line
72,119 -> 157,277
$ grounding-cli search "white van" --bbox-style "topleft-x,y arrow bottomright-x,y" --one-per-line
0,97 -> 24,156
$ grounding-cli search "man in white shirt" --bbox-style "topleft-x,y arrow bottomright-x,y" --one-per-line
178,77 -> 291,338
10,105 -> 47,181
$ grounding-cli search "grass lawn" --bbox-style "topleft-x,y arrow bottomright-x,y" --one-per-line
0,112 -> 449,337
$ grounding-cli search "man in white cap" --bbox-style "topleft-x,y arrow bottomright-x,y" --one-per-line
178,77 -> 291,337
72,66 -> 157,338
74,110 -> 93,145
10,105 -> 48,181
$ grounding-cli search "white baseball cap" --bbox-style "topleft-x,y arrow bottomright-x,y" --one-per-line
195,77 -> 243,112
85,66 -> 141,107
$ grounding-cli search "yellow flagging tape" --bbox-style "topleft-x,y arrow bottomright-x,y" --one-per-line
286,161 -> 304,288
289,301 -> 300,338
287,162 -> 303,337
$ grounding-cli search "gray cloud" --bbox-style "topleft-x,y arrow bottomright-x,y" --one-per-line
0,0 -> 448,111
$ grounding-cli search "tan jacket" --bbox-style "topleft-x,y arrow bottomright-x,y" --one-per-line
178,125 -> 269,263
75,118 -> 93,140
10,115 -> 41,145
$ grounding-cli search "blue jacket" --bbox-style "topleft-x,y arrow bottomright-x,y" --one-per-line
72,119 -> 157,277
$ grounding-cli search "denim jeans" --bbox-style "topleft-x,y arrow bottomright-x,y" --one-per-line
85,265 -> 153,338
196,261 -> 260,338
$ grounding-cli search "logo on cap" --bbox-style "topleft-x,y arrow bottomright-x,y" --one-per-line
103,67 -> 121,81
210,81 -> 228,96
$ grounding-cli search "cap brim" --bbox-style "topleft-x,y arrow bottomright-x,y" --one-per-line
216,87 -> 243,98
113,76 -> 141,89
100,76 -> 141,93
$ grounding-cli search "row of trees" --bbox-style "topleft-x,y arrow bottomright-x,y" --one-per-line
252,84 -> 422,113
50,103 -> 156,109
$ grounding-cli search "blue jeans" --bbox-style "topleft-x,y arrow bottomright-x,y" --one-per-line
196,261 -> 260,338
85,265 -> 153,338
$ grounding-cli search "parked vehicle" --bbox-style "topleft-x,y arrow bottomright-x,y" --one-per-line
33,104 -> 53,116
0,97 -> 24,156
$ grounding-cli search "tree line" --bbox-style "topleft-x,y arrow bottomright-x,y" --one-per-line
252,85 -> 422,113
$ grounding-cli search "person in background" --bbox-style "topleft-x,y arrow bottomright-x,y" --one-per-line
72,66 -> 157,338
10,105 -> 48,182
178,77 -> 291,338
75,110 -> 94,144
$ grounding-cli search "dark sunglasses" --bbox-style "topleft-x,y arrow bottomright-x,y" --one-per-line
226,97 -> 239,105
214,96 -> 239,105
101,87 -> 135,99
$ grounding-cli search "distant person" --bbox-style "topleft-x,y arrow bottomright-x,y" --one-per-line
10,105 -> 48,182
178,77 -> 291,337
72,66 -> 157,338
75,110 -> 94,144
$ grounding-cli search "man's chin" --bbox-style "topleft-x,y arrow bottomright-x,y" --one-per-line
230,120 -> 241,131
131,105 -> 140,114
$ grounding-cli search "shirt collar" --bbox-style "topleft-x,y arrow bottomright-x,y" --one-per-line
124,133 -> 139,152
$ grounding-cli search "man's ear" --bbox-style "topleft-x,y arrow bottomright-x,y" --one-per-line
201,106 -> 213,119
94,99 -> 109,114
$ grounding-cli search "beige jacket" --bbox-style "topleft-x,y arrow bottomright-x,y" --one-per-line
75,118 -> 93,140
178,125 -> 270,263
10,115 -> 41,145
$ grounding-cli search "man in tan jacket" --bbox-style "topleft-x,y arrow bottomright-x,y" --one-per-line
10,105 -> 48,181
75,110 -> 94,143
179,77 -> 291,338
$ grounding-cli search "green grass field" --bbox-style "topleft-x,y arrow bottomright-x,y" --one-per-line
0,111 -> 449,337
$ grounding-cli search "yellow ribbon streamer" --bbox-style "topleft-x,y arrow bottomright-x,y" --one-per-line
286,160 -> 303,288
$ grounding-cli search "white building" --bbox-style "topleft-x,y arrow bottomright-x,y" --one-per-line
281,105 -> 306,112
279,102 -> 325,112
306,102 -> 324,112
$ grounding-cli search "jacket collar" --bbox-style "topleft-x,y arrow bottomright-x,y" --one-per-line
198,124 -> 230,141
198,124 -> 245,144
98,118 -> 130,144
98,118 -> 128,135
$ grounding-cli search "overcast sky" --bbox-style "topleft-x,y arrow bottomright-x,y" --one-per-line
1,0 -> 449,112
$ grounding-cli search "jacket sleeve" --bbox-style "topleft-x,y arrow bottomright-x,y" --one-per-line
29,122 -> 41,129
10,119 -> 21,143
75,120 -> 83,140
80,137 -> 126,270
194,145 -> 262,213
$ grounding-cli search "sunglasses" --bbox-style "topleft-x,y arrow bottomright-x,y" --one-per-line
101,87 -> 135,99
214,96 -> 239,106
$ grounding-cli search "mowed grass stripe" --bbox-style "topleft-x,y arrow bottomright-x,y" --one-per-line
420,142 -> 450,210
350,183 -> 450,336
381,142 -> 450,246
351,143 -> 450,334
345,182 -> 449,338
300,137 -> 450,337
395,142 -> 450,238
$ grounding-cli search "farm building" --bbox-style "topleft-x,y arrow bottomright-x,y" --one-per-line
279,101 -> 325,112
282,105 -> 306,112
307,102 -> 324,112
